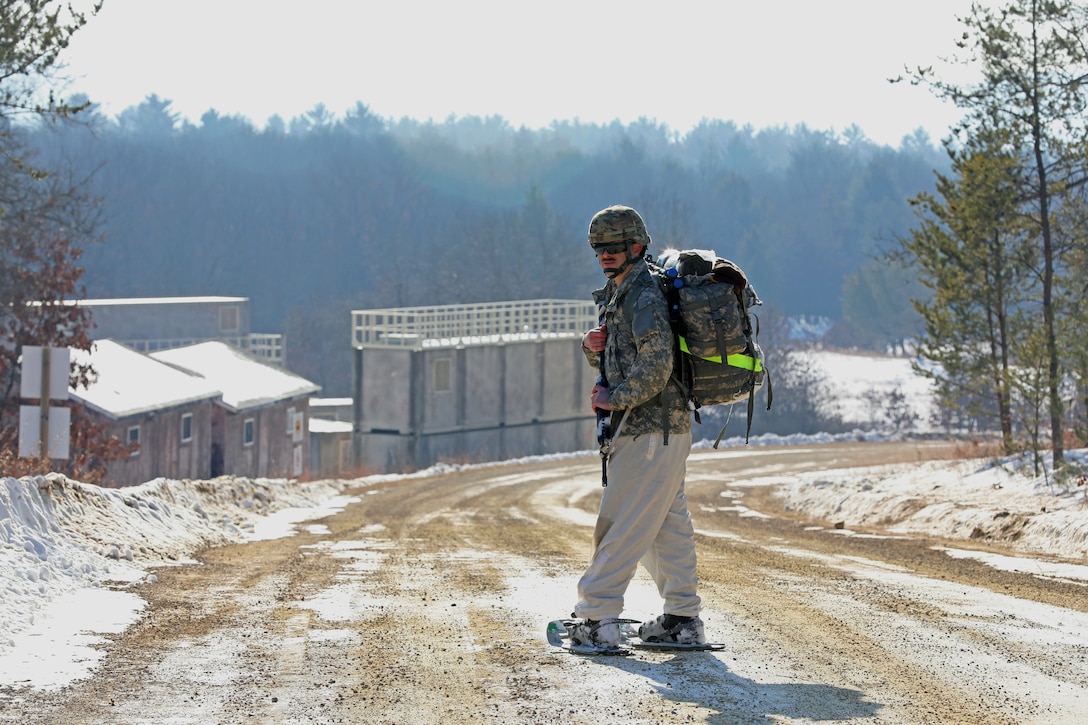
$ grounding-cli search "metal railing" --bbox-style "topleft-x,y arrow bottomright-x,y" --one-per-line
118,333 -> 285,364
246,333 -> 285,364
351,299 -> 596,349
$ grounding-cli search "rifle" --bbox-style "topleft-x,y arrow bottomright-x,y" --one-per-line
594,315 -> 612,487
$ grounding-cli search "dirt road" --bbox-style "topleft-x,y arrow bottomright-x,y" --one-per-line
5,440 -> 1088,724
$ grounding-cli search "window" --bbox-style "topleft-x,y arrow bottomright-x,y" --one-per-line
219,305 -> 240,333
243,418 -> 255,446
433,358 -> 452,393
181,413 -> 193,443
127,426 -> 140,456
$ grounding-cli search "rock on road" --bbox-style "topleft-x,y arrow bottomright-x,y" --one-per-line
5,440 -> 1088,724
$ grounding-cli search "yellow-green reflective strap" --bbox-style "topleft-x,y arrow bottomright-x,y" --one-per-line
678,336 -> 763,372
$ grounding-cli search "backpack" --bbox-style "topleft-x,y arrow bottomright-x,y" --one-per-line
651,248 -> 772,445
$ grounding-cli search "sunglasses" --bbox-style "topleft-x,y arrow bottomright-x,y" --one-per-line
593,243 -> 628,256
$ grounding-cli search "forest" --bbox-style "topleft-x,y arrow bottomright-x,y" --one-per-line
7,0 -> 1088,481
30,95 -> 945,397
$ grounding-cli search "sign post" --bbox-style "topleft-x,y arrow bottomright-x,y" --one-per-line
39,346 -> 51,459
19,346 -> 71,459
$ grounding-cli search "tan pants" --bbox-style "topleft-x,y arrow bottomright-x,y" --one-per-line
574,431 -> 701,620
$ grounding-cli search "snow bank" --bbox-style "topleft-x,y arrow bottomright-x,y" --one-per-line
774,449 -> 1088,560
0,473 -> 344,654
4,435 -> 1088,691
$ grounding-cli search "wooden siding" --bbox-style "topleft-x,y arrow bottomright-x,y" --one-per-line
98,402 -> 215,487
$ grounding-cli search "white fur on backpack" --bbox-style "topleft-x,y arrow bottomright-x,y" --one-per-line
657,248 -> 717,277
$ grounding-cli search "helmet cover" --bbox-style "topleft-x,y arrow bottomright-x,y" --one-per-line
588,205 -> 651,248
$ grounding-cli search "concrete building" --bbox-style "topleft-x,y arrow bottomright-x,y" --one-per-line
308,397 -> 354,478
350,299 -> 598,473
78,296 -> 284,365
69,340 -> 223,487
152,342 -> 320,479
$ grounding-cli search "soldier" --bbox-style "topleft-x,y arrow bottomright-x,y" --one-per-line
567,204 -> 705,650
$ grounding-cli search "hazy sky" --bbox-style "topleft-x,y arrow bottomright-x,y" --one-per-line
60,0 -> 982,146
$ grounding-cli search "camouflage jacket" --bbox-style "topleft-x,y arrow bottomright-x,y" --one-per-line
583,257 -> 692,438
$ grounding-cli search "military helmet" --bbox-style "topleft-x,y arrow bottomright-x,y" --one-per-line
588,205 -> 652,249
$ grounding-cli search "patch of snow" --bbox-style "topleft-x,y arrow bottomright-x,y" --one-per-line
2,347 -> 1086,698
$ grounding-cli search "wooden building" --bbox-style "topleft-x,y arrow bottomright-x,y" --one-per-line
309,398 -> 354,478
68,340 -> 222,487
152,342 -> 320,479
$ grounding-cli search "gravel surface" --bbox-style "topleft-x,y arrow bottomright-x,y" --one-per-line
4,440 -> 1088,724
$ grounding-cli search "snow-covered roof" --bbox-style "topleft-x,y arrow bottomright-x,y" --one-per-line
309,418 -> 352,434
69,340 -> 222,420
310,397 -> 353,408
76,296 -> 247,306
152,341 -> 320,413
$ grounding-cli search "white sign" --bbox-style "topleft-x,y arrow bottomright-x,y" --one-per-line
20,346 -> 70,401
19,405 -> 71,458
292,411 -> 305,443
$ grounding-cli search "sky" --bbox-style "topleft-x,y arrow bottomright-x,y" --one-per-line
4,351 -> 1088,695
57,0 -> 983,147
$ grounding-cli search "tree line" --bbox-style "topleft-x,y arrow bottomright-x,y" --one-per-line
13,1 -> 1086,470
27,94 -> 949,397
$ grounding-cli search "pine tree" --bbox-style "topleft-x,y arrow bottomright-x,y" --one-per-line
901,124 -> 1030,452
906,0 -> 1088,463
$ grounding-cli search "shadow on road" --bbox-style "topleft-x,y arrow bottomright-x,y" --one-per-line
591,649 -> 884,723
